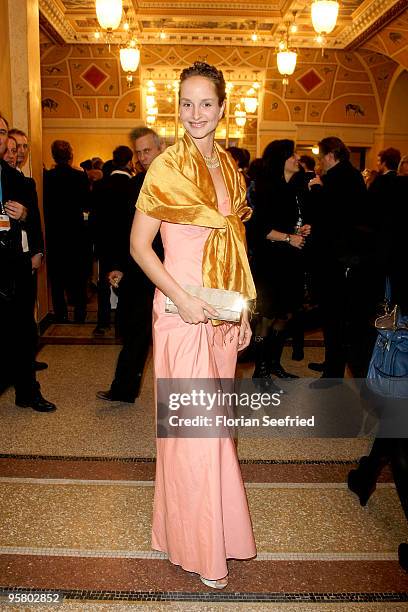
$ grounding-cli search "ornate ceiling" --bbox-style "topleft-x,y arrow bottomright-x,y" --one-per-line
39,0 -> 407,50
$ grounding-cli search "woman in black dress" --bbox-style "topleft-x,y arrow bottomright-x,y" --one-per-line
252,139 -> 311,386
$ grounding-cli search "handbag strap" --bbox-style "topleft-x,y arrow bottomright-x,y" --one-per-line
384,276 -> 392,312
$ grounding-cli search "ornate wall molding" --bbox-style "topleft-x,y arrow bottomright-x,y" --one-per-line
347,0 -> 408,50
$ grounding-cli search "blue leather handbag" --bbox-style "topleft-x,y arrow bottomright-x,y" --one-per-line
367,279 -> 408,398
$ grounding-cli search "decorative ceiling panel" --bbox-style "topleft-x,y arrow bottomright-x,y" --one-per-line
38,0 -> 392,48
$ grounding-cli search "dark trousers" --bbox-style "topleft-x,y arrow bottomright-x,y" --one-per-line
318,263 -> 381,378
96,259 -> 112,328
0,255 -> 38,398
31,269 -> 40,358
48,251 -> 87,322
360,438 -> 408,522
110,274 -> 153,401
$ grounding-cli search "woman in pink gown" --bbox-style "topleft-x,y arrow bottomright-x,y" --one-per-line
131,62 -> 256,588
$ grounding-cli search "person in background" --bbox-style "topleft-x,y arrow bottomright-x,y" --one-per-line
227,146 -> 250,187
308,137 -> 379,384
91,145 -> 135,337
362,168 -> 378,188
96,130 -> 163,402
91,157 -> 104,171
8,128 -> 47,372
0,113 -> 55,412
299,155 -> 316,182
398,154 -> 408,176
252,139 -> 311,388
43,140 -> 89,323
348,169 -> 408,573
368,148 -> 401,229
3,134 -> 18,168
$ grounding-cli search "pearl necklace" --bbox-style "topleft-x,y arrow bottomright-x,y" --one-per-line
203,149 -> 220,169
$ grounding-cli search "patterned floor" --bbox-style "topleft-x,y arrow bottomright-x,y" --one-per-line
0,331 -> 407,610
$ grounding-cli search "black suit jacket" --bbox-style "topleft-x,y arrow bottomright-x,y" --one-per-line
23,176 -> 45,256
0,160 -> 29,256
92,170 -> 162,287
369,173 -> 408,311
310,160 -> 373,267
43,164 -> 89,254
91,169 -> 139,270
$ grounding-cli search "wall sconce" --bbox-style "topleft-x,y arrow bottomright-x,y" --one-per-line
234,106 -> 247,127
243,88 -> 258,114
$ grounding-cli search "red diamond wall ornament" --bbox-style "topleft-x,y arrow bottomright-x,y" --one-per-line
297,69 -> 323,93
82,64 -> 108,89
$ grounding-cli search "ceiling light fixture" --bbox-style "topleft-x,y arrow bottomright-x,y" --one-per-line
95,0 -> 123,50
276,22 -> 298,86
290,10 -> 298,34
250,21 -> 259,42
95,0 -> 123,31
311,0 -> 339,36
120,43 -> 140,85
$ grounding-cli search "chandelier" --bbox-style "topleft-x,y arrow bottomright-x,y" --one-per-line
277,51 -> 297,85
276,24 -> 297,85
311,0 -> 339,35
120,44 -> 140,85
95,0 -> 123,31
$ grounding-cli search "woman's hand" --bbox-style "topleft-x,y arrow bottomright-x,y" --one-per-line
238,309 -> 252,351
289,234 -> 305,249
299,224 -> 311,237
176,293 -> 219,324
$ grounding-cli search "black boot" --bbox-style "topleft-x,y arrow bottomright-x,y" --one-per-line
252,336 -> 283,393
268,330 -> 299,379
289,312 -> 305,361
347,456 -> 379,506
399,543 -> 408,572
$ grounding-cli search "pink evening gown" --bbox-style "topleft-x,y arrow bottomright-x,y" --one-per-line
151,197 -> 256,580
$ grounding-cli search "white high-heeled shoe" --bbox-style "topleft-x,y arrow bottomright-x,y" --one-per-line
200,575 -> 229,589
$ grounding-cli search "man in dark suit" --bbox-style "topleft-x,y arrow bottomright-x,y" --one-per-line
368,147 -> 400,213
0,114 -> 56,412
91,146 -> 135,335
308,136 -> 380,383
43,140 -> 89,323
8,128 -> 47,371
97,128 -> 163,402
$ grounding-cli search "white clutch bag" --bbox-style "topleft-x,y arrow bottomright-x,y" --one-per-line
165,285 -> 244,323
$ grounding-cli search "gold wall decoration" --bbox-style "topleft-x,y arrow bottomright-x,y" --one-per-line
362,7 -> 408,70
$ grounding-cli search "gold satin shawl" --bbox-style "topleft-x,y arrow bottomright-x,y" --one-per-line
137,132 -> 256,302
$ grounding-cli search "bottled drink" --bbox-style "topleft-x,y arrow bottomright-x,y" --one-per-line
0,200 -> 11,231
0,200 -> 11,248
